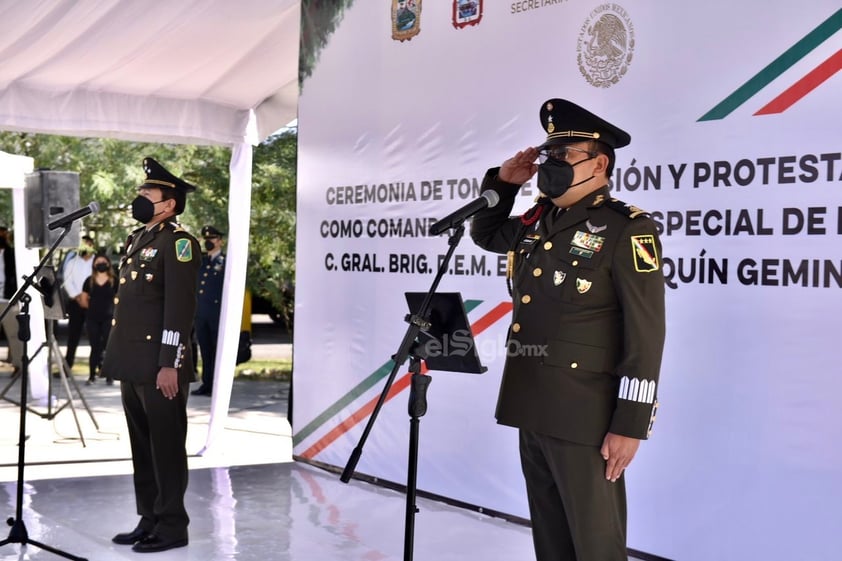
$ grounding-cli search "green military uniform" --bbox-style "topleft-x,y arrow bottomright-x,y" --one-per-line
103,159 -> 201,547
472,178 -> 665,444
105,221 -> 200,385
470,99 -> 666,561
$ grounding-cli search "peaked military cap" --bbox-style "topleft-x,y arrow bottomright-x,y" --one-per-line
139,157 -> 197,215
538,99 -> 631,150
201,225 -> 224,238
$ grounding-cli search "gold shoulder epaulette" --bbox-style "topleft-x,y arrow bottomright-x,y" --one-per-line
604,197 -> 648,219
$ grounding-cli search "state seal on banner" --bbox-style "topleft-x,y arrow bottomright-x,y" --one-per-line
577,3 -> 635,88
392,0 -> 422,42
452,0 -> 482,29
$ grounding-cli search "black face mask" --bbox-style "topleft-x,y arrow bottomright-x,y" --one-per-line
94,263 -> 110,273
536,157 -> 596,199
204,239 -> 216,252
131,196 -> 164,224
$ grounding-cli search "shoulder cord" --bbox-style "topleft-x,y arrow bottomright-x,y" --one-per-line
506,199 -> 552,297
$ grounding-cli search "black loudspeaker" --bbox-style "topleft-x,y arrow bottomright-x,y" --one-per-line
24,170 -> 81,249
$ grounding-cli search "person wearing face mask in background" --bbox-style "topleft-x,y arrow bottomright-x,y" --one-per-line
102,157 -> 200,553
81,253 -> 117,385
190,225 -> 225,397
0,226 -> 22,374
470,99 -> 666,561
61,235 -> 96,368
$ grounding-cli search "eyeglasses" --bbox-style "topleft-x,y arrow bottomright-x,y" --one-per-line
538,145 -> 596,164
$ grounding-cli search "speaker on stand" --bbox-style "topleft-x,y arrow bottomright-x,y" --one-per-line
12,170 -> 97,436
24,170 -> 81,250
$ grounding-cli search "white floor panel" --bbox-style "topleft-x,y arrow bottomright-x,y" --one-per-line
0,461 -> 535,561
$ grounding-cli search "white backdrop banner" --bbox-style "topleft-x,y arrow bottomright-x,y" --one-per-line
294,2 -> 842,559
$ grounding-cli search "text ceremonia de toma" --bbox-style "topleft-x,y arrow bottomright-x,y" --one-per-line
323,151 -> 841,209
326,177 -> 488,206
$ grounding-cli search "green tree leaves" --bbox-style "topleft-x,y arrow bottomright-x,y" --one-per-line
0,131 -> 297,325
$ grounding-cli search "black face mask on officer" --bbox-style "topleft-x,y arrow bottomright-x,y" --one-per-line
536,149 -> 597,199
204,239 -> 216,252
131,196 -> 166,224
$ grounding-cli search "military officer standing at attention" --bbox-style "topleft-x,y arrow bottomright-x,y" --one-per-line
191,225 -> 225,397
470,99 -> 666,561
104,157 -> 201,554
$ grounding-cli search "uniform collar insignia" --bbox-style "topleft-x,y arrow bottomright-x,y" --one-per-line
589,186 -> 611,207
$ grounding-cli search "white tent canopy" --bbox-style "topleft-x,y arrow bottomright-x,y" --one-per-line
0,0 -> 300,455
0,0 -> 299,145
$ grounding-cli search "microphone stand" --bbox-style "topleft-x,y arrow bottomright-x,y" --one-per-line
0,223 -> 88,561
340,220 -> 467,561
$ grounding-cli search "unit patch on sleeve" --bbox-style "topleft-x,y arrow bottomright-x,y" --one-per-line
630,234 -> 659,272
175,239 -> 193,262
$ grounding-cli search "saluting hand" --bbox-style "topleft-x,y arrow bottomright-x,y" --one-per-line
498,147 -> 539,185
156,367 -> 179,400
600,432 -> 641,483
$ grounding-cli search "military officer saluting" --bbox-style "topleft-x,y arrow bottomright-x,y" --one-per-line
191,225 -> 226,396
471,99 -> 666,561
104,157 -> 201,553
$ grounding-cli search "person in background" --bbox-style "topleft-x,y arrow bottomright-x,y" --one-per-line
82,253 -> 117,385
470,98 -> 666,561
191,225 -> 225,397
61,235 -> 95,367
103,157 -> 200,553
0,226 -> 22,373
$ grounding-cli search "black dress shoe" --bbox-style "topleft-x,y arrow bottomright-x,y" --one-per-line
190,386 -> 211,396
131,533 -> 188,553
112,527 -> 151,545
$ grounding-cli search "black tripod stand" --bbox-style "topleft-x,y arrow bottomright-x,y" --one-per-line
0,314 -> 98,446
0,224 -> 88,560
340,223 -> 486,561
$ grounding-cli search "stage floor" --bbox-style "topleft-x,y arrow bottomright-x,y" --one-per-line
0,372 -> 645,560
0,461 -> 538,560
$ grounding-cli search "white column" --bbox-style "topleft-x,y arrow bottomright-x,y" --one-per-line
199,142 -> 253,455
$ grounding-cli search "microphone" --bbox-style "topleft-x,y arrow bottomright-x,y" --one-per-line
429,190 -> 500,236
48,201 -> 100,231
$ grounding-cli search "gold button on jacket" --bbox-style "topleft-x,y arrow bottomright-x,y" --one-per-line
102,222 -> 201,384
471,170 -> 666,445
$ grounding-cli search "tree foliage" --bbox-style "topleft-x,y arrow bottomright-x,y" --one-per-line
0,130 -> 297,324
300,0 -> 356,88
